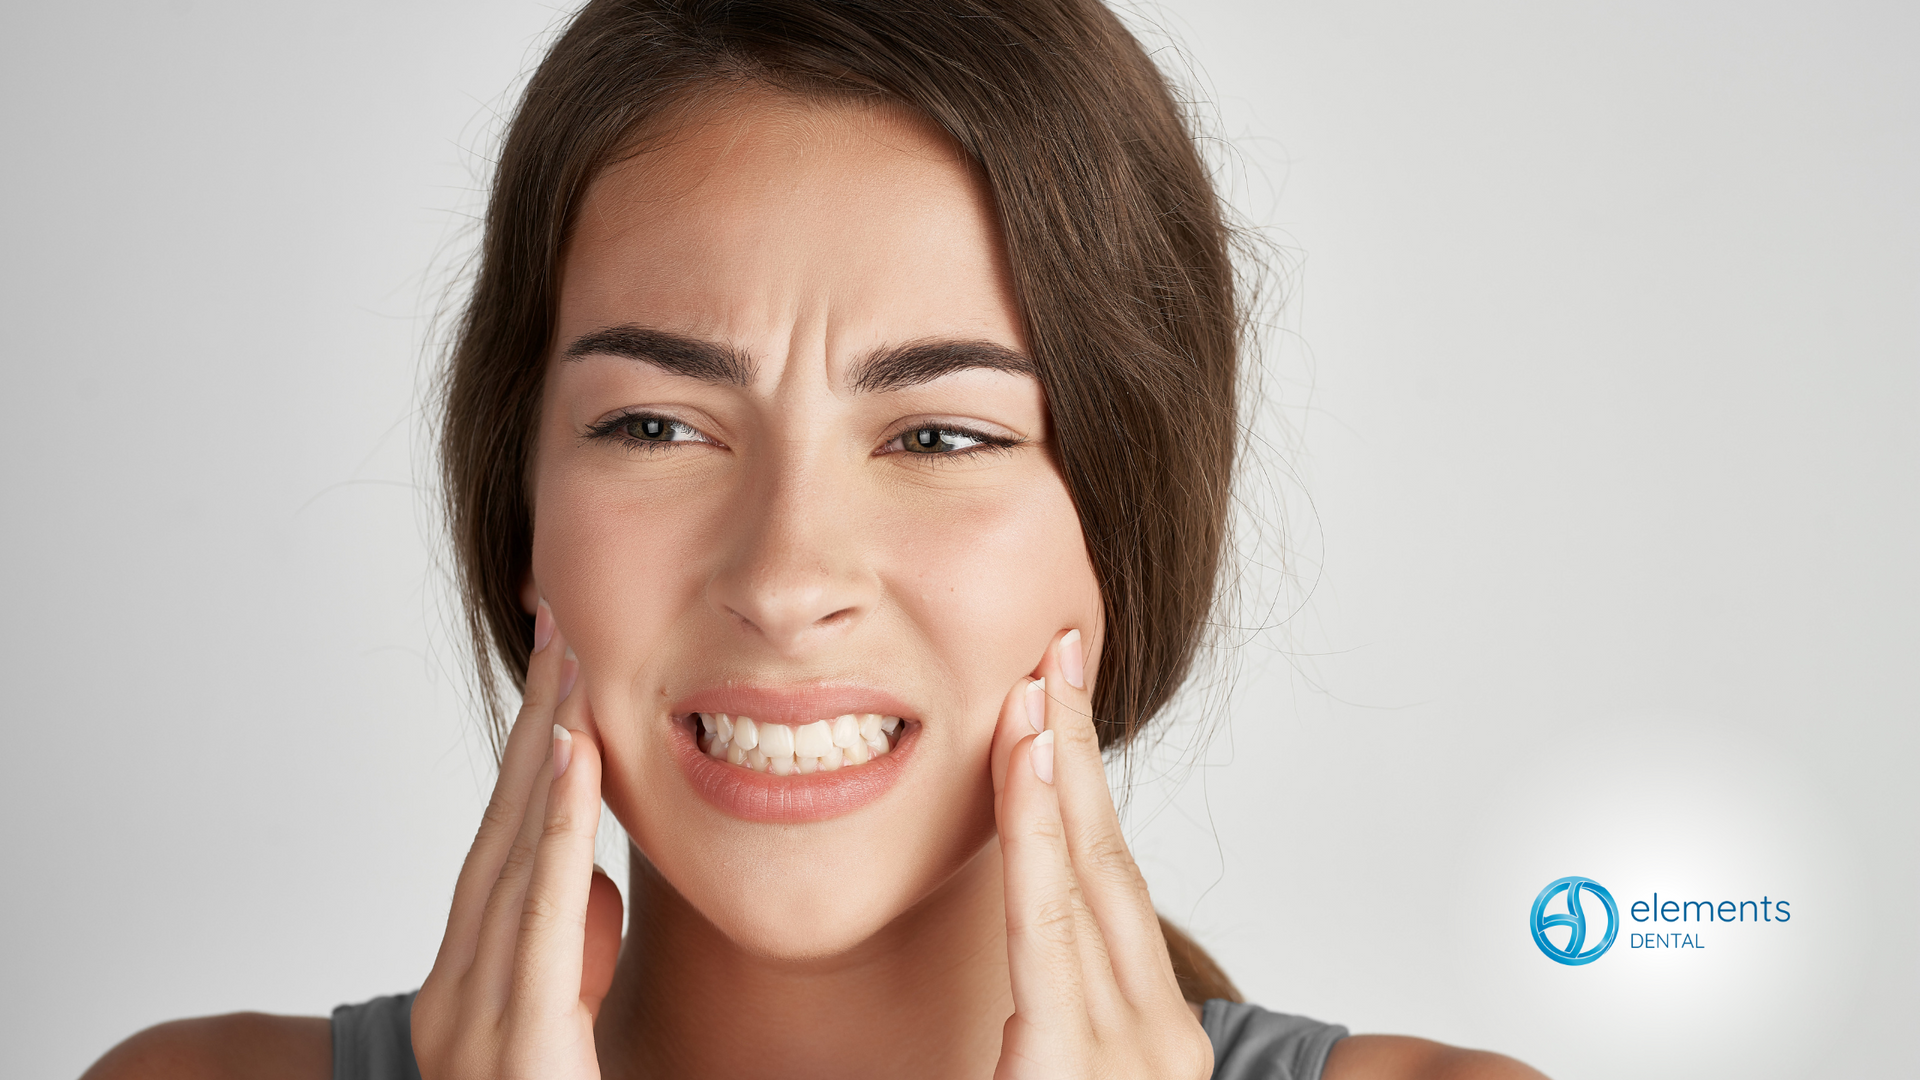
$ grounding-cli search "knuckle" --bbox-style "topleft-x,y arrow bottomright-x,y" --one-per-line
514,688 -> 553,719
499,836 -> 538,878
514,887 -> 564,937
1023,810 -> 1067,844
1028,895 -> 1080,946
1059,709 -> 1101,749
495,841 -> 541,891
480,794 -> 521,837
520,891 -> 564,934
542,806 -> 585,842
1083,833 -> 1146,888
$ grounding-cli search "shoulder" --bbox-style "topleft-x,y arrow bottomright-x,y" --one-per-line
1201,1000 -> 1548,1080
81,1012 -> 330,1080
1324,1035 -> 1549,1080
1201,999 -> 1349,1080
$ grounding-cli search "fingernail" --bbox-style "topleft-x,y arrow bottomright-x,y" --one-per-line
558,648 -> 579,703
1025,677 -> 1047,733
1031,730 -> 1055,784
533,600 -> 555,654
1060,629 -> 1085,690
552,724 -> 574,779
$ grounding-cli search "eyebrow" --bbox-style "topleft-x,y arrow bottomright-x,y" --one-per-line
562,325 -> 1035,393
847,338 -> 1036,393
562,325 -> 756,386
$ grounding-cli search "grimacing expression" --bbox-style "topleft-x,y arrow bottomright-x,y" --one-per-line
527,89 -> 1104,960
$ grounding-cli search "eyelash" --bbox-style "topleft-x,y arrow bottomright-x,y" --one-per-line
879,424 -> 1019,459
584,411 -> 1019,459
583,411 -> 709,451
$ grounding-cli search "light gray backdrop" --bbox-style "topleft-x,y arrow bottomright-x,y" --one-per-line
2,2 -> 1913,1078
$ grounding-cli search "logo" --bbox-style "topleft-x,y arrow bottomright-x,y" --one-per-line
1530,876 -> 1618,965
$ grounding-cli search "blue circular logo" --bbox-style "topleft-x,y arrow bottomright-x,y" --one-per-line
1530,876 -> 1618,965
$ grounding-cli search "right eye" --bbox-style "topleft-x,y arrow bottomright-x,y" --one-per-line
898,426 -> 991,454
621,416 -> 698,442
584,411 -> 713,449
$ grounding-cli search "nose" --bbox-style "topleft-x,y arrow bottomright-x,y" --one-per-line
704,455 -> 880,657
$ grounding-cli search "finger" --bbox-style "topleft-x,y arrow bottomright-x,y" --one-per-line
511,719 -> 604,1018
1035,628 -> 1183,1005
998,730 -> 1091,1042
582,867 -> 624,1017
993,664 -> 1125,1025
469,667 -> 575,1004
990,673 -> 1039,799
434,603 -> 575,975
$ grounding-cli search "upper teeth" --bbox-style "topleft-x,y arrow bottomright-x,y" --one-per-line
698,712 -> 902,774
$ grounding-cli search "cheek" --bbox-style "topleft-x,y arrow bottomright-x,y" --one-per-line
526,464 -> 724,685
876,471 -> 1100,705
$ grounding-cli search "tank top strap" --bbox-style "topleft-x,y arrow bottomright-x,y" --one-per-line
1202,999 -> 1348,1080
330,991 -> 421,1080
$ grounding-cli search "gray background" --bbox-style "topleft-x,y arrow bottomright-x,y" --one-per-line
2,2 -> 1913,1078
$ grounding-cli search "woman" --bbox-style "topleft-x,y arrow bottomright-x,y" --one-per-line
87,1 -> 1544,1077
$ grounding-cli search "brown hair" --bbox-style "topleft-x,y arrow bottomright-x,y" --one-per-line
440,0 -> 1243,1002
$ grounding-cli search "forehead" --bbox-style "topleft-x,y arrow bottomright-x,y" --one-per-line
559,86 -> 1025,366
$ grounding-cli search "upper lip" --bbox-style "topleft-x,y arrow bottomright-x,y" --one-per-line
670,684 -> 919,728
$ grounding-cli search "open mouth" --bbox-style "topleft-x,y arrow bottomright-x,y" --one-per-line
692,712 -> 907,774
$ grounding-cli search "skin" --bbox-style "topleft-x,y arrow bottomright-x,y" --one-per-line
83,89 -> 1545,1080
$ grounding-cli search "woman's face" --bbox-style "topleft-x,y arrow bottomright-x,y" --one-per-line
529,88 -> 1103,960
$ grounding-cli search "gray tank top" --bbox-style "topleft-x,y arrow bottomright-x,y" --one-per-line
332,991 -> 1346,1080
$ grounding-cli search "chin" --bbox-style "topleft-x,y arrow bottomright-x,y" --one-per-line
630,811 -> 997,962
699,865 -> 929,961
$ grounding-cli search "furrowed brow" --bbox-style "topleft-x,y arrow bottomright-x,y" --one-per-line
848,339 -> 1036,394
562,325 -> 757,386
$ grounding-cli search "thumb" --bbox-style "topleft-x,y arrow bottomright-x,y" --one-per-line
581,865 -> 623,1017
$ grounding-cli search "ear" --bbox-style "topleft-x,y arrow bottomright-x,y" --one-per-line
519,566 -> 539,616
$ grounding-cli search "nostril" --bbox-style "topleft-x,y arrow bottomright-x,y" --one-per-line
705,562 -> 878,649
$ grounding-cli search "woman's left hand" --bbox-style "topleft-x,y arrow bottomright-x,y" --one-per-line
991,629 -> 1214,1080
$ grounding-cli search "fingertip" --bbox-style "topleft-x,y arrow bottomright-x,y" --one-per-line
558,648 -> 579,703
1031,730 -> 1056,785
991,675 -> 1034,796
546,725 -> 604,845
515,611 -> 570,723
1025,677 -> 1047,733
1002,733 -> 1060,818
553,721 -> 602,786
533,599 -> 555,654
1059,628 -> 1085,690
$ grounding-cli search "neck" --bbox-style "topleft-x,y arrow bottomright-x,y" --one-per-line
595,840 -> 1015,1080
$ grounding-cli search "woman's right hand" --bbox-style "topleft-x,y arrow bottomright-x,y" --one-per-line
412,601 -> 624,1080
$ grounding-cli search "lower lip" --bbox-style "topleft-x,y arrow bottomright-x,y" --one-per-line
670,716 -> 916,823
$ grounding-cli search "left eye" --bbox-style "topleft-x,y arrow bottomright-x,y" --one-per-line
898,427 -> 988,454
620,416 -> 701,443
